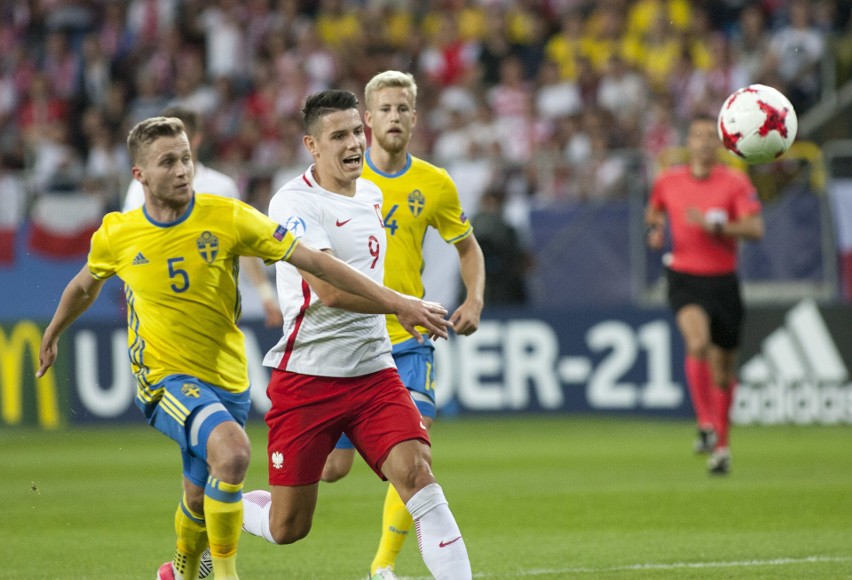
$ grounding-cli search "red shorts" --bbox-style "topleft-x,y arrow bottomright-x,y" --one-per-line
265,367 -> 430,486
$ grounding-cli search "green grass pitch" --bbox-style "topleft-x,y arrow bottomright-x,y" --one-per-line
2,416 -> 851,579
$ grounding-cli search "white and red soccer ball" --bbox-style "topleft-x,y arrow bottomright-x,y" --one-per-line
717,84 -> 798,165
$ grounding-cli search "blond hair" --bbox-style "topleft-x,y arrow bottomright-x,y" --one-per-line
364,70 -> 417,110
126,116 -> 186,165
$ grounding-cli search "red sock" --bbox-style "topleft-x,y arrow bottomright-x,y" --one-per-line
711,381 -> 736,449
684,356 -> 714,429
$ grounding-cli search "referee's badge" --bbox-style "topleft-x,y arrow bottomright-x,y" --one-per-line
196,231 -> 219,264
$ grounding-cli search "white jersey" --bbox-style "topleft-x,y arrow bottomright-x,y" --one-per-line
263,167 -> 394,377
122,162 -> 239,211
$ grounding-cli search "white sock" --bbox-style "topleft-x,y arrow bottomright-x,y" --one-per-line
242,490 -> 276,544
406,483 -> 471,580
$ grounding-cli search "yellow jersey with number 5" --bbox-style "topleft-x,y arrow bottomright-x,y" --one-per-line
87,194 -> 298,398
363,150 -> 472,345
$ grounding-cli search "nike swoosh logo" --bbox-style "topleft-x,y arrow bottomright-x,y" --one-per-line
336,218 -> 351,227
439,536 -> 462,548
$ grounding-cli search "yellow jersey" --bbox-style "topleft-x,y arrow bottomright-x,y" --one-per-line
363,151 -> 473,345
87,194 -> 298,400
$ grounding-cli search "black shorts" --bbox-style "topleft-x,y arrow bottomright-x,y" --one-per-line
666,268 -> 744,350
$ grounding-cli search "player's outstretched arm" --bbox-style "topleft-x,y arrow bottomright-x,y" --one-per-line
287,243 -> 451,341
37,265 -> 106,378
450,235 -> 485,336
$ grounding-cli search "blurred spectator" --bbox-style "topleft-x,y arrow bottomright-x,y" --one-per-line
670,33 -> 743,126
575,127 -> 629,202
41,31 -> 81,102
476,7 -> 513,88
729,3 -> 773,85
535,58 -> 583,121
596,54 -> 648,128
168,50 -> 218,116
28,119 -> 84,195
199,0 -> 247,82
625,0 -> 692,39
584,0 -> 627,73
314,0 -> 362,50
419,12 -> 477,87
544,8 -> 585,81
766,0 -> 826,112
291,20 -> 338,91
80,33 -> 111,108
508,3 -> 551,82
630,11 -> 686,91
127,68 -> 169,126
433,106 -> 472,164
98,2 -> 135,66
642,92 -> 681,175
469,184 -> 531,306
126,0 -> 178,52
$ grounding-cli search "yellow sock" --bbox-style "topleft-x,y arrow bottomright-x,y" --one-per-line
172,495 -> 208,580
204,476 -> 243,580
370,484 -> 413,574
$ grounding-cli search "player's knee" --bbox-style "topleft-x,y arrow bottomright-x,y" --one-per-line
223,444 -> 251,477
270,517 -> 312,545
321,448 -> 354,483
206,422 -> 251,481
321,457 -> 353,483
397,452 -> 435,493
320,466 -> 346,483
207,440 -> 251,483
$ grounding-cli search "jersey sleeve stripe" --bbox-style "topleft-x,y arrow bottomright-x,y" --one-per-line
444,226 -> 473,244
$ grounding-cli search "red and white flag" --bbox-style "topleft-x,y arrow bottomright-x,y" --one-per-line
0,174 -> 26,265
27,193 -> 105,258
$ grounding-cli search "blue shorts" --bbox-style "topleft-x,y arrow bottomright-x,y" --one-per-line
336,337 -> 435,450
135,374 -> 250,487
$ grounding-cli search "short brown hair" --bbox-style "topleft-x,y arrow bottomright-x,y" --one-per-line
301,90 -> 359,136
127,116 -> 186,165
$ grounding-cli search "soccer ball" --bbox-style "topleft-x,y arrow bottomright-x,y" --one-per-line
717,84 -> 798,164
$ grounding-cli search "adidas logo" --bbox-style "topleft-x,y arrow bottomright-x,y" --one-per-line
132,252 -> 149,266
734,299 -> 851,425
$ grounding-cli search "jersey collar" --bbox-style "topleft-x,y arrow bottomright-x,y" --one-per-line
143,194 -> 195,228
365,148 -> 411,178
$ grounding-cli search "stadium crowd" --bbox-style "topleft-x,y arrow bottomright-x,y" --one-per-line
0,0 -> 849,229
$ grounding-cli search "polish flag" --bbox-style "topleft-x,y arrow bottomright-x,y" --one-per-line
27,193 -> 105,258
829,179 -> 852,301
0,174 -> 26,265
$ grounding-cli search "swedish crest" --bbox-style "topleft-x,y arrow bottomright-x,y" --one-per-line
181,383 -> 200,398
196,231 -> 219,264
407,189 -> 425,217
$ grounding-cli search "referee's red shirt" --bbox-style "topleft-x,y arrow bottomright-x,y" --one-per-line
650,165 -> 761,276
